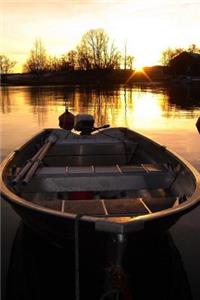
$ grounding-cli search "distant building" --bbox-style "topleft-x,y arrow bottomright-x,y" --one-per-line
143,65 -> 169,81
169,51 -> 200,76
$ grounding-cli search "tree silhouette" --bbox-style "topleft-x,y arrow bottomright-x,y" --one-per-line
23,39 -> 48,73
187,44 -> 200,54
67,50 -> 78,70
123,41 -> 134,70
126,55 -> 134,69
47,55 -> 60,72
0,54 -> 16,74
160,44 -> 200,66
76,29 -> 121,70
160,47 -> 183,66
46,52 -> 77,72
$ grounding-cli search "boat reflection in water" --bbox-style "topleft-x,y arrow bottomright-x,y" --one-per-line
6,222 -> 192,300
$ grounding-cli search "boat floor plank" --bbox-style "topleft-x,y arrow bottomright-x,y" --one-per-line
63,198 -> 150,217
64,199 -> 106,215
142,197 -> 177,212
104,198 -> 149,215
32,199 -> 62,211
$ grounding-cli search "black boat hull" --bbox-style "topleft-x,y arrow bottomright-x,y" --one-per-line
3,194 -> 194,249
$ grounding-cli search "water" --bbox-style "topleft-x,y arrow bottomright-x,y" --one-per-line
1,84 -> 200,299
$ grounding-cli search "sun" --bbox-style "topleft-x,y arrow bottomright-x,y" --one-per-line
134,60 -> 145,72
135,66 -> 144,72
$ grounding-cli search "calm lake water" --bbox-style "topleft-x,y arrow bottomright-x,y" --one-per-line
1,84 -> 200,299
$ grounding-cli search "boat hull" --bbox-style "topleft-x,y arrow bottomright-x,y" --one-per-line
1,127 -> 200,246
3,192 -> 197,249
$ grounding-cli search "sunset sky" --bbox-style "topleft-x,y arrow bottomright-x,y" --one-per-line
1,0 -> 200,72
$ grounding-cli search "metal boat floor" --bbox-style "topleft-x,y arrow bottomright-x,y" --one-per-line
29,198 -> 149,216
28,196 -> 177,217
64,198 -> 149,216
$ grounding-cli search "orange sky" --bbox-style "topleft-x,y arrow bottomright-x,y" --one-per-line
1,0 -> 200,72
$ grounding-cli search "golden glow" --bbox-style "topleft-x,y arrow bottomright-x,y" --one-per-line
133,93 -> 164,129
132,52 -> 157,69
134,61 -> 144,72
1,1 -> 200,72
111,90 -> 166,131
1,86 -> 200,135
125,68 -> 152,85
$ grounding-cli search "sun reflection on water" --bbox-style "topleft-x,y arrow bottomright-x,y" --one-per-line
1,85 -> 200,142
124,91 -> 165,130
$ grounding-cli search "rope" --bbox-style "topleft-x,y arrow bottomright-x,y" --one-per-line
74,212 -> 131,300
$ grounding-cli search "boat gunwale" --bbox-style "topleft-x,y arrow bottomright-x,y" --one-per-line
1,127 -> 200,228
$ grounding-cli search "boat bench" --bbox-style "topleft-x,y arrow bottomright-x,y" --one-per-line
44,140 -> 138,165
22,164 -> 175,193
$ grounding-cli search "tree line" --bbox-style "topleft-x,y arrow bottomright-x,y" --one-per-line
22,29 -> 134,73
1,28 -> 200,74
160,44 -> 200,66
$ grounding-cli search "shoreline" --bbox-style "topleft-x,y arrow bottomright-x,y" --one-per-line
1,68 -> 170,86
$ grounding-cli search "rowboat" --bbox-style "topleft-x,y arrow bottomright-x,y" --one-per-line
1,115 -> 200,250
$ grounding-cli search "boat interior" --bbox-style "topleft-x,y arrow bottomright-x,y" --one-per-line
6,128 -> 196,218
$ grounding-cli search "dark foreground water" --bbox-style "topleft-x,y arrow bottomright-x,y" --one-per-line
1,84 -> 200,299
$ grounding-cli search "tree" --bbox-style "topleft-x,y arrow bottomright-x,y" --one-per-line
57,54 -> 71,71
0,54 -> 16,74
124,40 -> 127,70
126,55 -> 134,70
67,50 -> 78,70
76,29 -> 121,70
23,39 -> 48,73
47,55 -> 60,72
45,51 -> 77,72
160,47 -> 183,66
160,44 -> 200,66
187,44 -> 200,54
